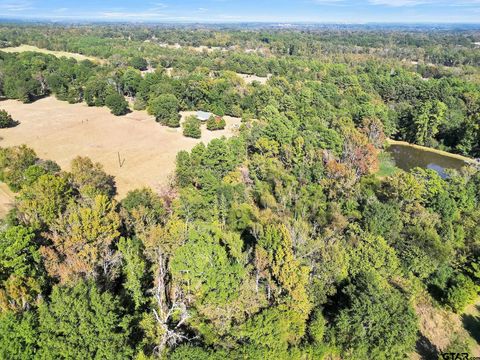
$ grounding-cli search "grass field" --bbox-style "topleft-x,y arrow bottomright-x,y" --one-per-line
1,45 -> 104,63
376,151 -> 399,178
0,97 -> 241,198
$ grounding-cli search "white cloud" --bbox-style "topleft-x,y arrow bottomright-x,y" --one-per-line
311,0 -> 345,3
369,0 -> 429,6
100,11 -> 166,19
0,1 -> 33,12
369,0 -> 480,6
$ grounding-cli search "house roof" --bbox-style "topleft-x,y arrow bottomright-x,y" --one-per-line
196,111 -> 212,121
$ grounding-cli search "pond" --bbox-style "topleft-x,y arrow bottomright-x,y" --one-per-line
386,143 -> 471,178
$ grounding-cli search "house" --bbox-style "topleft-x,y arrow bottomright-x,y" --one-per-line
196,111 -> 212,122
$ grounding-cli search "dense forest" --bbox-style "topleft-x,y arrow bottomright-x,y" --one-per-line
0,24 -> 479,359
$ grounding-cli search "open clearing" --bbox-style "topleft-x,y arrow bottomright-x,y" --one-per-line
0,97 -> 241,199
237,73 -> 271,85
413,295 -> 480,359
1,45 -> 103,63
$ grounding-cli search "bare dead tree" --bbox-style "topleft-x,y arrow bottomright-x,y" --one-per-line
150,248 -> 190,355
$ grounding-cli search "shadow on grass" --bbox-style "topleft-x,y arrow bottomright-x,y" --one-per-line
416,332 -> 439,360
462,305 -> 480,345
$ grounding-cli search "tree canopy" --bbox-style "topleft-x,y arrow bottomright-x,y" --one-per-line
0,23 -> 479,359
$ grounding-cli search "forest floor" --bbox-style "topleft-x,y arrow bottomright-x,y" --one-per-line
0,97 -> 241,198
1,45 -> 104,63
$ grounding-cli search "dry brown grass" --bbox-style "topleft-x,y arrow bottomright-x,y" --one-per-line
415,299 -> 462,352
0,97 -> 241,199
0,182 -> 14,218
463,297 -> 480,356
413,293 -> 480,358
1,45 -> 104,64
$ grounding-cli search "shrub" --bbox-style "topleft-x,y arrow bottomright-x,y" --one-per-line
0,110 -> 17,128
206,115 -> 226,131
183,116 -> 201,139
133,98 -> 146,111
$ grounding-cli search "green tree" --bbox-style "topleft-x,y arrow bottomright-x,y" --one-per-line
121,188 -> 165,225
129,56 -> 148,71
84,78 -> 110,107
0,226 -> 44,312
175,151 -> 193,187
70,156 -> 116,198
183,115 -> 202,138
105,92 -> 129,116
17,174 -> 73,230
206,115 -> 226,131
329,271 -> 418,360
444,273 -> 478,313
37,281 -> 133,359
412,100 -> 447,147
0,145 -> 37,191
171,223 -> 263,344
148,94 -> 180,127
0,310 -> 38,360
117,237 -> 148,310
121,68 -> 142,97
0,109 -> 17,128
308,309 -> 326,344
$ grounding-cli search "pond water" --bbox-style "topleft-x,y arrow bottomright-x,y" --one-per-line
386,144 -> 469,178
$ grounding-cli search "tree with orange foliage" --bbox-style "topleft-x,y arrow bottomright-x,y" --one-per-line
342,129 -> 379,178
41,195 -> 121,284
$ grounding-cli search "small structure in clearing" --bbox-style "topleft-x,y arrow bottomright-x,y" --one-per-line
237,73 -> 271,85
196,111 -> 212,122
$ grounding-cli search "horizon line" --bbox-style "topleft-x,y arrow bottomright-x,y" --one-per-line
1,18 -> 480,26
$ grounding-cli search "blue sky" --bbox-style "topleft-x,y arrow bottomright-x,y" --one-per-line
0,0 -> 479,23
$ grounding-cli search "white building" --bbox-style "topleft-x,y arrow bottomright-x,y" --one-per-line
196,111 -> 212,122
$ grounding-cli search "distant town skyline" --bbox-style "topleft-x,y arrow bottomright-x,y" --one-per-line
0,0 -> 479,23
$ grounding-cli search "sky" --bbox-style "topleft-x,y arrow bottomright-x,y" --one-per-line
0,0 -> 479,23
